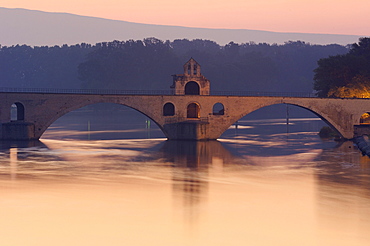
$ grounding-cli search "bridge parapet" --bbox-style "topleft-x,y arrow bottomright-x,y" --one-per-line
0,87 -> 175,95
0,87 -> 317,97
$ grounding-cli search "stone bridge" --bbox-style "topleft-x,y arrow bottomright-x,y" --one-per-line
1,92 -> 370,140
1,58 -> 370,140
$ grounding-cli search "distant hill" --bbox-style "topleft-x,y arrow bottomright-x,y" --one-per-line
0,7 -> 363,46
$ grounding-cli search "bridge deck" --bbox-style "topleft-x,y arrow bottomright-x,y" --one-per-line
1,90 -> 370,140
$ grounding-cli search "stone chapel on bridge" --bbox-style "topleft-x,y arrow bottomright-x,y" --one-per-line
170,58 -> 210,96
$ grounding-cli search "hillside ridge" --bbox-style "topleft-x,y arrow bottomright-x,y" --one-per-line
0,7 -> 362,46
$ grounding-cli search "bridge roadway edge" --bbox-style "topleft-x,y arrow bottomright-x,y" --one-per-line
1,92 -> 370,140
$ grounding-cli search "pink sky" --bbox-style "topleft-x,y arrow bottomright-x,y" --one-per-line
1,0 -> 369,35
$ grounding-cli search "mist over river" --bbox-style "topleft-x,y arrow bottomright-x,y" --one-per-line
1,104 -> 370,246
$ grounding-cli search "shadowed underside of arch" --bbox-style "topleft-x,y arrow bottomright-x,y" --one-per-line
0,94 -> 170,140
240,103 -> 343,136
39,98 -> 167,140
223,100 -> 356,140
282,103 -> 352,139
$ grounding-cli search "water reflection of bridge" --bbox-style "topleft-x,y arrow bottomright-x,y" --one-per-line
160,140 -> 234,168
159,140 -> 236,223
3,137 -> 370,226
157,139 -> 326,222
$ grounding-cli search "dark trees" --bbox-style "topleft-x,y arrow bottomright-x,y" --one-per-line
0,38 -> 348,94
313,37 -> 370,97
0,44 -> 91,88
77,39 -> 347,93
78,38 -> 180,90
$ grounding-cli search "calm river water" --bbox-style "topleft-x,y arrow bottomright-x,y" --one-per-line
1,105 -> 370,246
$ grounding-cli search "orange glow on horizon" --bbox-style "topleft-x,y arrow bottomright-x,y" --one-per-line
1,0 -> 370,36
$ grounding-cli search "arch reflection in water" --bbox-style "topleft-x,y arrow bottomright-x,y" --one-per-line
0,140 -> 45,150
10,148 -> 17,180
160,140 -> 235,168
0,140 -> 61,180
159,140 -> 236,222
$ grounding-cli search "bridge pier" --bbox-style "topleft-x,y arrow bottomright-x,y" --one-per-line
354,125 -> 370,137
1,122 -> 36,140
163,121 -> 211,140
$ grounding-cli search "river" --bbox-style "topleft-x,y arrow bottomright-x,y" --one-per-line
1,105 -> 370,246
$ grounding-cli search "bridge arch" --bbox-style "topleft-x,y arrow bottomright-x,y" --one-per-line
282,103 -> 346,138
38,98 -> 168,140
224,100 -> 349,139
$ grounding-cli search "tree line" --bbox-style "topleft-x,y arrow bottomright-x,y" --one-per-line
314,37 -> 370,97
0,38 -> 349,93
